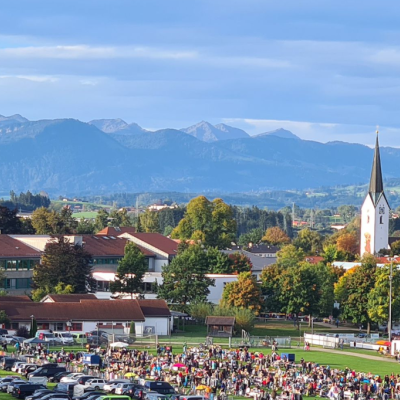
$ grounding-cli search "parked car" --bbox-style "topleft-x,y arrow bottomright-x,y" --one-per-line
0,329 -> 8,335
12,383 -> 46,399
11,362 -> 25,373
60,373 -> 85,383
1,357 -> 19,371
77,376 -> 97,385
49,372 -> 71,383
104,380 -> 131,393
7,380 -> 26,394
54,332 -> 74,345
22,365 -> 39,377
26,389 -> 56,400
72,334 -> 87,345
85,379 -> 107,390
143,382 -> 175,396
27,365 -> 67,379
117,384 -> 145,397
72,392 -> 104,400
143,392 -> 170,400
86,331 -> 109,345
1,335 -> 18,344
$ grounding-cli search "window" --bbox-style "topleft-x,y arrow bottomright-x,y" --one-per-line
380,216 -> 383,224
5,279 -> 16,289
55,323 -> 64,331
6,260 -> 17,271
71,323 -> 82,331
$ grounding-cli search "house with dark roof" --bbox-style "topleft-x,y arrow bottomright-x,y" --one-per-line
2,297 -> 171,336
205,316 -> 235,337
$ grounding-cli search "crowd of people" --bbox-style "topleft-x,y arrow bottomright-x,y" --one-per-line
5,343 -> 400,400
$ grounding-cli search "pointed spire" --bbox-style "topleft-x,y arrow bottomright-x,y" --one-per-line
369,129 -> 384,204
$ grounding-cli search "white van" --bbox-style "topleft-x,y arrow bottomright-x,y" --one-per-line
35,330 -> 63,344
54,331 -> 74,345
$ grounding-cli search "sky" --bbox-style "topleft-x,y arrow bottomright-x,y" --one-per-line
1,0 -> 400,146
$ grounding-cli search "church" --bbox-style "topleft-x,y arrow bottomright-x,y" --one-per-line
360,132 -> 390,256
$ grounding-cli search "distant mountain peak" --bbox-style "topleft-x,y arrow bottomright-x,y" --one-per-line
181,121 -> 249,142
0,114 -> 29,123
89,118 -> 129,133
255,128 -> 300,140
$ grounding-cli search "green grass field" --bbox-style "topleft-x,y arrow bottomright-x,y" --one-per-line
71,212 -> 98,219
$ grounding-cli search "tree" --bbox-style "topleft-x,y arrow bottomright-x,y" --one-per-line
206,247 -> 231,274
76,218 -> 95,234
110,242 -> 148,297
189,302 -> 214,323
171,196 -> 236,249
334,254 -> 377,332
109,208 -> 132,227
227,253 -> 253,274
29,317 -> 37,338
293,228 -> 322,255
261,263 -> 284,312
31,207 -> 77,234
0,266 -> 5,290
222,272 -> 263,314
0,310 -> 9,325
367,264 -> 400,324
276,245 -> 304,269
94,209 -> 109,232
277,262 -> 323,317
336,232 -> 358,257
129,321 -> 136,335
390,240 -> 400,257
262,227 -> 290,246
238,228 -> 263,247
32,237 -> 92,299
158,244 -> 215,310
338,205 -> 358,223
0,206 -> 22,234
139,210 -> 160,233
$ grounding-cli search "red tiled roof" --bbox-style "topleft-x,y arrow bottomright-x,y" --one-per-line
305,256 -> 324,264
97,227 -> 136,236
0,235 -> 41,258
127,233 -> 178,255
2,299 -> 145,322
44,294 -> 98,302
82,235 -> 155,257
138,299 -> 171,317
0,295 -> 32,302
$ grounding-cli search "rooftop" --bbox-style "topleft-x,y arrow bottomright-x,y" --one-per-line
0,235 -> 41,258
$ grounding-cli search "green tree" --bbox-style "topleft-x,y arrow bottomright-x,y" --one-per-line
276,244 -> 305,269
238,228 -> 263,247
29,317 -> 37,338
158,244 -> 215,310
293,228 -> 323,255
222,272 -> 263,314
94,209 -> 109,232
260,263 -> 284,312
109,208 -> 132,227
390,240 -> 400,257
334,254 -> 377,332
338,205 -> 358,223
367,264 -> 400,324
129,321 -> 136,334
110,242 -> 148,297
277,262 -> 323,317
31,282 -> 74,302
139,210 -> 160,233
206,247 -> 231,274
76,218 -> 95,234
171,196 -> 236,249
32,236 -> 92,298
0,206 -> 22,234
0,310 -> 9,325
189,302 -> 214,323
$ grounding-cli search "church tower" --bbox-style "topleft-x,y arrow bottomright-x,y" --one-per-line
360,131 -> 390,255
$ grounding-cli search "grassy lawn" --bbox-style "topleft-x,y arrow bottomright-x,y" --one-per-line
71,212 -> 98,219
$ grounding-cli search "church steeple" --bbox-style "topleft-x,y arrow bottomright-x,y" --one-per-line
369,130 -> 384,204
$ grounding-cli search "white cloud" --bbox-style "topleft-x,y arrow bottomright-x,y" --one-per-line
0,74 -> 58,82
0,44 -> 198,60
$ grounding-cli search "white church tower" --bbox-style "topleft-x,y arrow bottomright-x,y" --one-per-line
360,131 -> 390,256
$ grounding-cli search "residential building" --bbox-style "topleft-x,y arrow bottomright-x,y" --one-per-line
1,296 -> 171,336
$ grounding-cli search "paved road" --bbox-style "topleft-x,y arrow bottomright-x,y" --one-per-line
311,346 -> 397,362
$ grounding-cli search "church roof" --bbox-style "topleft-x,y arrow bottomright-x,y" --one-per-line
369,132 -> 384,205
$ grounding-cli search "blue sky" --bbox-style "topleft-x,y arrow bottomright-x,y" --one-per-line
1,0 -> 400,146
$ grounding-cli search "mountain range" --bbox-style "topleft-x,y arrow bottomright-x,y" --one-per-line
0,114 -> 396,196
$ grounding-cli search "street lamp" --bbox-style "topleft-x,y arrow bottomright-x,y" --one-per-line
389,260 -> 393,343
30,315 -> 35,337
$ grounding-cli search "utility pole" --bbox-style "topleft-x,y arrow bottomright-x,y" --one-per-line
292,202 -> 295,227
389,260 -> 393,342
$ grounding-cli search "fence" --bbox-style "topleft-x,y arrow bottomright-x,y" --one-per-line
231,336 -> 292,348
